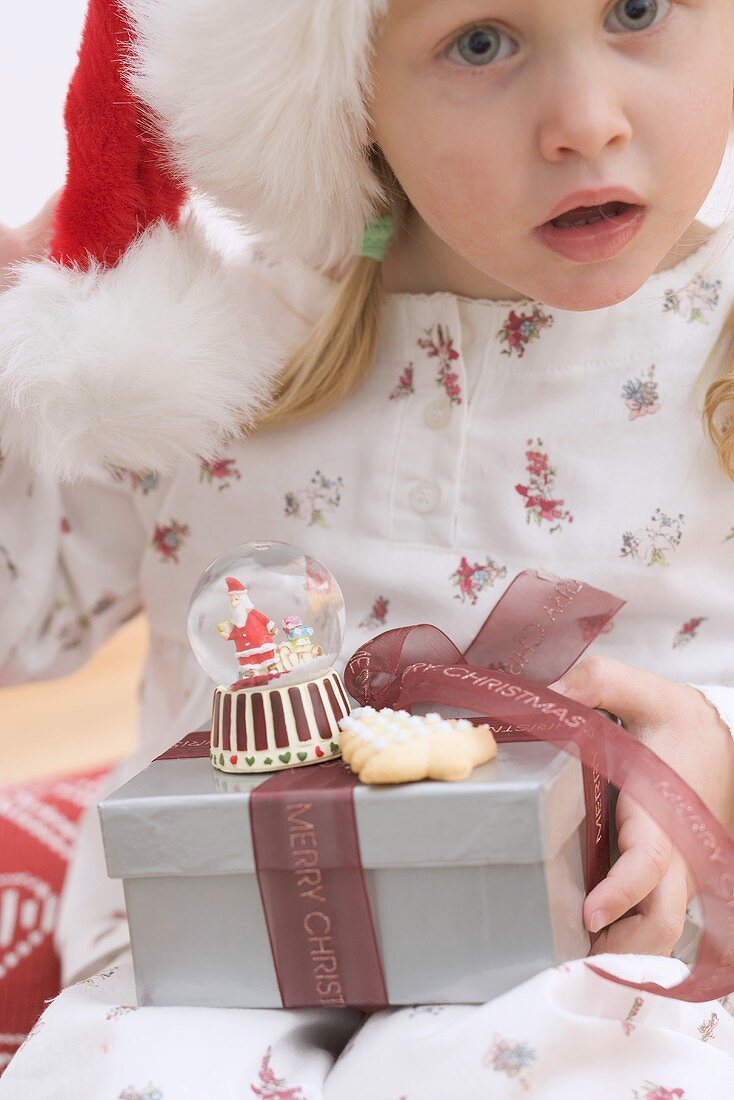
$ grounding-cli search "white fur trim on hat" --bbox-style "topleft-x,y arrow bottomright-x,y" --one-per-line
123,0 -> 390,273
0,210 -> 284,483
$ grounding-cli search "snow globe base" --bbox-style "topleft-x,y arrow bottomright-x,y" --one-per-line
209,666 -> 350,773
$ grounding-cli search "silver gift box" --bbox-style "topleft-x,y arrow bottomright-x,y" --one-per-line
98,734 -> 613,1008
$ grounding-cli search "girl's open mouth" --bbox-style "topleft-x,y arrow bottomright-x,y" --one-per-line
534,201 -> 648,263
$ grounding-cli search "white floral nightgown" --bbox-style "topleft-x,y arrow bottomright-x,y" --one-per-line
3,215 -> 734,1096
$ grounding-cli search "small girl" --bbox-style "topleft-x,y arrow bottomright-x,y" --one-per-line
2,0 -> 734,1095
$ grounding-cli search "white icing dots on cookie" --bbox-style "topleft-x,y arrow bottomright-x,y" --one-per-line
341,707 -> 474,745
338,706 -> 499,785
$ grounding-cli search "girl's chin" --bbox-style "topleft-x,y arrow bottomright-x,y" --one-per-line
510,267 -> 655,314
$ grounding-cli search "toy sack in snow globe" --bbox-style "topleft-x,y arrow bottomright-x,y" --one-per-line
187,541 -> 350,773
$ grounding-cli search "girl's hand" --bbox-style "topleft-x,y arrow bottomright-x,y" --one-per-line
548,656 -> 734,956
1,190 -> 59,290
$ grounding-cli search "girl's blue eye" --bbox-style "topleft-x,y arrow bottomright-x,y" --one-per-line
606,0 -> 670,33
448,26 -> 508,69
448,1 -> 673,68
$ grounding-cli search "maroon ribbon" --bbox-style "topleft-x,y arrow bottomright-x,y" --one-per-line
345,569 -> 734,1003
249,762 -> 388,1010
156,731 -> 211,760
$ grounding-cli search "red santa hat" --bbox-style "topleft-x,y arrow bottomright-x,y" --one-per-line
0,0 -> 389,481
225,577 -> 248,594
47,0 -> 186,270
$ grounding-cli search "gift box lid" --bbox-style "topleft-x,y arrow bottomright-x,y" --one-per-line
99,732 -> 586,878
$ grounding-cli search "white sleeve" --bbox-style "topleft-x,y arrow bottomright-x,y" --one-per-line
0,446 -> 146,687
686,683 -> 734,739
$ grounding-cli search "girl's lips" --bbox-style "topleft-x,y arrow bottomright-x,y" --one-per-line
533,203 -> 648,263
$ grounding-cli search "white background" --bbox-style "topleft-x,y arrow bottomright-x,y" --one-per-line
1,2 -> 733,228
1,2 -> 87,225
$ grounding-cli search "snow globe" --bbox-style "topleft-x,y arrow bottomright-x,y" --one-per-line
187,540 -> 350,773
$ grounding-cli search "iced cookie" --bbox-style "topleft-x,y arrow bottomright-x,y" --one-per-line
338,706 -> 498,784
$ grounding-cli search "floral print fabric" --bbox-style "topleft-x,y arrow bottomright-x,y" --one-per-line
417,323 -> 463,403
515,439 -> 574,533
3,950 -> 734,1100
498,305 -> 554,358
662,272 -> 722,324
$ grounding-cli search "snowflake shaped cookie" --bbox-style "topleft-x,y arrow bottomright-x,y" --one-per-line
338,707 -> 498,784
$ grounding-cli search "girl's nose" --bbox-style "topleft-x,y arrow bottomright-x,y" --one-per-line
535,51 -> 633,164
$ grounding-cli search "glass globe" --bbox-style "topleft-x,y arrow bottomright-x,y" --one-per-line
187,541 -> 346,690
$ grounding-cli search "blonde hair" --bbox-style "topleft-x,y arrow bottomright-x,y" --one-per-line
255,145 -> 734,483
703,304 -> 734,478
253,146 -> 409,431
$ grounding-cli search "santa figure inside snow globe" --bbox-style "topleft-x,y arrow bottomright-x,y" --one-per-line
187,541 -> 350,774
217,577 -> 281,685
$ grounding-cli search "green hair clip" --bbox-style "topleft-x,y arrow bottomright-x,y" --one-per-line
359,213 -> 395,262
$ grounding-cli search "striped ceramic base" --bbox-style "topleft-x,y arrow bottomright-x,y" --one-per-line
209,667 -> 351,773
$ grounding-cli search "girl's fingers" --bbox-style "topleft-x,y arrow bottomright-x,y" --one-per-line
583,792 -> 672,933
588,857 -> 689,956
1,190 -> 60,290
547,653 -> 673,728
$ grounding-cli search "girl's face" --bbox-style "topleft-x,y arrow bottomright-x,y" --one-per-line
368,0 -> 734,309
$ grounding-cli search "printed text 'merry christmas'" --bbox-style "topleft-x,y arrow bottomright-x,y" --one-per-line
286,801 -> 346,1006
